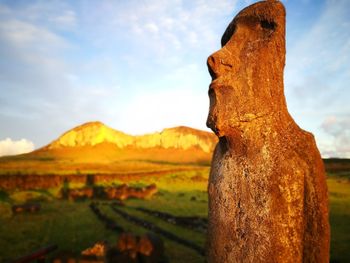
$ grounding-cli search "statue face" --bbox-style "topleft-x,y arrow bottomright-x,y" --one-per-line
206,1 -> 285,137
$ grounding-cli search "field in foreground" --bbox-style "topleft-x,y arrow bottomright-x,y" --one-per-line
0,172 -> 349,262
0,191 -> 208,262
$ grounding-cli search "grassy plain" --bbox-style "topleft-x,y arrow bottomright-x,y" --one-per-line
0,191 -> 208,262
0,158 -> 349,262
0,144 -> 211,176
0,161 -> 210,263
328,174 -> 350,262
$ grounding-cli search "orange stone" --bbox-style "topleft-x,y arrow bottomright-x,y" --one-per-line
206,1 -> 330,262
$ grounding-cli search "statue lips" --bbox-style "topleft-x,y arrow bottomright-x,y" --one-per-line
207,120 -> 220,137
209,79 -> 220,89
207,82 -> 222,137
206,112 -> 217,135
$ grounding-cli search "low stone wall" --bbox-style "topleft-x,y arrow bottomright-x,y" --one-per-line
0,174 -> 86,190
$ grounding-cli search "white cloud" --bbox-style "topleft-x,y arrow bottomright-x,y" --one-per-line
0,17 -> 74,109
0,7 -> 80,146
118,61 -> 211,134
119,88 -> 209,135
0,19 -> 68,51
321,116 -> 350,158
284,0 -> 350,158
144,23 -> 159,34
49,10 -> 77,29
0,4 -> 11,15
286,2 -> 348,92
12,1 -> 77,31
109,0 -> 237,55
0,138 -> 35,157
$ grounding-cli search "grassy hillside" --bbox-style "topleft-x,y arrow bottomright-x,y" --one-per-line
0,143 -> 212,177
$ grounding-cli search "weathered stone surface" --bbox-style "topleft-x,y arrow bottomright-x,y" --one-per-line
81,241 -> 107,257
206,1 -> 330,262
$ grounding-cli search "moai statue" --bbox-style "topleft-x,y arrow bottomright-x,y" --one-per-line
206,1 -> 330,262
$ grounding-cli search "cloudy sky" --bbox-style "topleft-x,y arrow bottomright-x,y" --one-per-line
0,0 -> 349,157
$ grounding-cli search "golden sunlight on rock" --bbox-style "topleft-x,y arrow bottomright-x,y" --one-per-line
206,1 -> 330,262
49,122 -> 133,149
48,122 -> 217,153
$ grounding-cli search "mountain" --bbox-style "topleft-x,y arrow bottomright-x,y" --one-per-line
47,122 -> 134,149
46,121 -> 217,153
20,121 -> 218,165
0,122 -> 218,189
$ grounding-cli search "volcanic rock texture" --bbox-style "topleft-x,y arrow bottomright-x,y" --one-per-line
206,1 -> 330,262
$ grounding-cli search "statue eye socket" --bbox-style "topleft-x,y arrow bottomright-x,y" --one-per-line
221,24 -> 236,47
260,20 -> 276,31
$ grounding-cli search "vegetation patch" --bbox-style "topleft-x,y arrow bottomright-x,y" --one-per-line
0,201 -> 12,219
10,190 -> 52,204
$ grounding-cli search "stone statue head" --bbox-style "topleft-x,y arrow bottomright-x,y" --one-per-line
206,0 -> 286,137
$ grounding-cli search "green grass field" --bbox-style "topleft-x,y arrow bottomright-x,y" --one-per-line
0,172 -> 349,262
0,191 -> 208,262
328,175 -> 350,262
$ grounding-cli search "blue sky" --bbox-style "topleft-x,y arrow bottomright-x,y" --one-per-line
0,0 -> 349,158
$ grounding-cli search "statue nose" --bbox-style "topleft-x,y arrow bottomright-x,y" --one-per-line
207,49 -> 232,81
207,53 -> 220,81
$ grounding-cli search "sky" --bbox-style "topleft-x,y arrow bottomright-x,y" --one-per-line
0,0 -> 349,158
